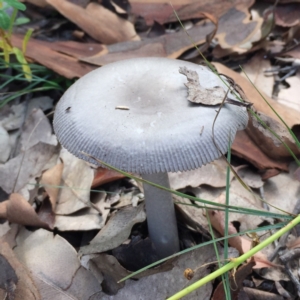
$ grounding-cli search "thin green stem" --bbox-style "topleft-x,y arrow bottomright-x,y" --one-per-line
167,214 -> 300,299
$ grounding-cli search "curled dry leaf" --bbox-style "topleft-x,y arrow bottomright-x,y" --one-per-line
38,163 -> 64,228
235,165 -> 264,189
0,193 -> 49,228
212,260 -> 256,300
20,109 -> 57,151
207,208 -> 274,269
14,228 -> 102,299
213,62 -> 299,128
55,149 -> 94,215
40,162 -> 64,211
87,245 -> 222,299
0,142 -> 59,195
206,209 -> 243,254
246,110 -> 299,159
80,204 -> 146,255
46,0 -> 139,44
179,66 -> 226,105
0,242 -> 41,300
169,158 -> 234,190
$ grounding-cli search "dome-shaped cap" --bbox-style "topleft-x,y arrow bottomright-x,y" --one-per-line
53,57 -> 248,174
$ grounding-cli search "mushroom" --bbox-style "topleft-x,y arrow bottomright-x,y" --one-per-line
53,57 -> 248,259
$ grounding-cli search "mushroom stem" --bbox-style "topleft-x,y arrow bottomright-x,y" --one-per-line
142,172 -> 180,258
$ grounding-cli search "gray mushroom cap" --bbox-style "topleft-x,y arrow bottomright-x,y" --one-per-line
53,57 -> 248,174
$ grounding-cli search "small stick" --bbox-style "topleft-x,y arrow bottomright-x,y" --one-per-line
115,106 -> 130,110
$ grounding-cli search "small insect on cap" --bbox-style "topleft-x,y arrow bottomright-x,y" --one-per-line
53,57 -> 248,174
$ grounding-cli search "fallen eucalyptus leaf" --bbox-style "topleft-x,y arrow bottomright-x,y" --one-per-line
80,204 -> 146,254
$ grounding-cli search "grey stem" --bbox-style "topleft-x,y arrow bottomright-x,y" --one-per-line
142,172 -> 180,258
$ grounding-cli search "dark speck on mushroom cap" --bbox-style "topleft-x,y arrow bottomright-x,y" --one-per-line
53,57 -> 248,174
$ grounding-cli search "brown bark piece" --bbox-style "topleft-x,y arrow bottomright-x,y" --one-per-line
46,0 -> 139,44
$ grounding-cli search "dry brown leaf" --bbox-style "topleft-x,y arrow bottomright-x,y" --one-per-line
232,130 -> 289,171
80,20 -> 216,65
214,62 -> 299,128
212,260 -> 255,300
264,162 -> 300,216
244,287 -> 285,299
207,209 -> 274,269
246,110 -> 299,159
12,35 -> 97,79
278,72 -> 300,112
206,209 -> 244,253
86,245 -> 225,298
0,242 -> 41,300
235,165 -> 264,189
0,102 -> 26,131
130,0 -> 252,26
21,109 -> 57,151
0,193 -> 49,228
38,163 -> 64,227
40,163 -> 63,211
14,228 -> 102,299
216,5 -> 262,51
274,3 -> 300,27
179,66 -> 226,105
0,142 -> 59,194
54,207 -> 103,231
241,51 -> 274,98
46,0 -> 139,44
80,204 -> 146,254
80,7 -> 260,65
169,158 -> 234,190
92,167 -> 125,188
281,43 -> 300,60
55,149 -> 94,214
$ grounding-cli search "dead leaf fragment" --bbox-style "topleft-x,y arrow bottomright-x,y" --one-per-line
46,0 -> 139,44
40,163 -> 64,212
88,245 -> 219,299
0,193 -> 49,228
12,34 -> 97,79
55,149 -> 94,214
169,158 -> 234,190
212,260 -> 255,300
20,109 -> 57,151
241,52 -> 274,98
0,142 -> 59,194
80,204 -> 146,254
179,66 -> 226,105
14,228 -> 80,291
0,242 -> 41,300
246,110 -> 299,159
213,62 -> 299,128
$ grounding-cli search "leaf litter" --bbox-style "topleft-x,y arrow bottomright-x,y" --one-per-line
1,0 -> 300,299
